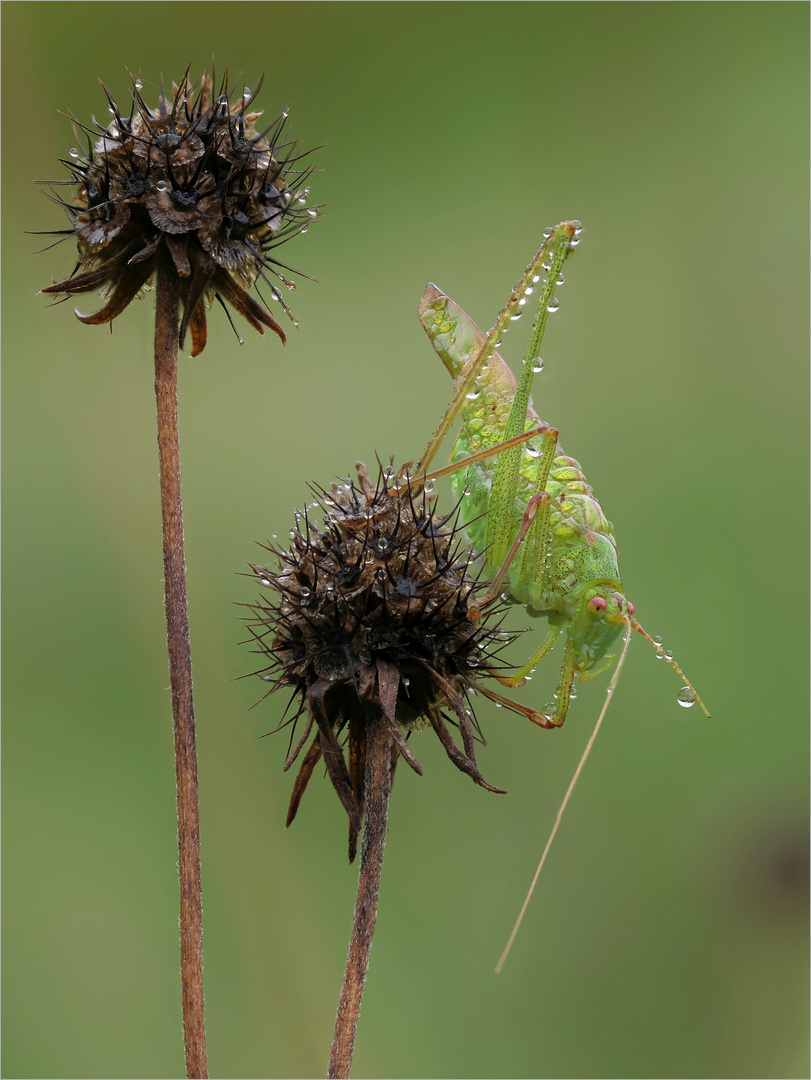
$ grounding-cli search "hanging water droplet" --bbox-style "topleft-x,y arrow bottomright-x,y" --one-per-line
134,78 -> 143,90
543,702 -> 555,715
376,538 -> 387,554
271,532 -> 278,539
243,86 -> 252,100
260,577 -> 271,587
259,673 -> 273,682
510,312 -> 522,322
556,273 -> 565,285
525,442 -> 541,459
543,226 -> 554,238
653,635 -> 664,646
519,297 -> 527,307
524,286 -> 534,296
69,147 -> 80,159
572,219 -> 583,233
664,649 -> 674,661
532,274 -> 541,284
375,568 -> 386,582
547,297 -> 560,313
307,208 -> 318,217
468,658 -> 479,668
532,357 -> 544,373
156,180 -> 168,192
676,687 -> 696,708
424,480 -> 434,494
569,687 -> 578,700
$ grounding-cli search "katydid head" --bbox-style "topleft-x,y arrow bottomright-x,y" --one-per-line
567,583 -> 630,675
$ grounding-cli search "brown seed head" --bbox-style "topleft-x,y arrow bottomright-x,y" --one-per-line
38,67 -> 320,355
242,462 -> 516,860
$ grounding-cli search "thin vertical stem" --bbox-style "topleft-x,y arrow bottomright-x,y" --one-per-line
154,263 -> 208,1079
328,709 -> 393,1079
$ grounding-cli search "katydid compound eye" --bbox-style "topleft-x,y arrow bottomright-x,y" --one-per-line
587,596 -> 607,615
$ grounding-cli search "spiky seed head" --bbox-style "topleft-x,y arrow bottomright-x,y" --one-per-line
39,67 -> 320,355
242,462 -> 516,861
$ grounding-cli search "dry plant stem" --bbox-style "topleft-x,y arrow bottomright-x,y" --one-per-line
328,709 -> 393,1079
154,262 -> 208,1080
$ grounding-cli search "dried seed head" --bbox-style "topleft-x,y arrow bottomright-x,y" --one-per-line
242,462 -> 516,860
38,67 -> 320,355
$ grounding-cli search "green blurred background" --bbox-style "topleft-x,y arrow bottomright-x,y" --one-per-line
3,3 -> 808,1078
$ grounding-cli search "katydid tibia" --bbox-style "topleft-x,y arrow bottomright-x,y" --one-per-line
408,220 -> 709,966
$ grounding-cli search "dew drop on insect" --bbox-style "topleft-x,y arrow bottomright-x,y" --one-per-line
543,702 -> 555,715
376,568 -> 386,582
156,180 -> 168,192
532,274 -> 541,284
556,273 -> 565,285
653,634 -> 664,646
69,147 -> 80,158
134,78 -> 143,90
510,312 -> 522,322
376,538 -> 387,554
664,649 -> 674,661
532,357 -> 544,373
572,219 -> 583,234
495,701 -> 503,708
261,577 -> 271,587
569,687 -> 577,700
677,687 -> 696,708
543,226 -> 554,238
468,658 -> 479,668
547,297 -> 560,313
524,286 -> 534,296
307,208 -> 318,217
519,297 -> 527,307
259,673 -> 273,682
525,442 -> 541,459
424,480 -> 434,494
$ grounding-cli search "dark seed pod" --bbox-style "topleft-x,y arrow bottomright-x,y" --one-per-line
38,66 -> 319,355
242,462 -> 517,861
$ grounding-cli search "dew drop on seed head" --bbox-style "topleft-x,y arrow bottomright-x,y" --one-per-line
547,297 -> 560,313
677,687 -> 696,708
69,147 -> 80,158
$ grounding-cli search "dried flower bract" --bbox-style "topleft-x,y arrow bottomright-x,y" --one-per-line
39,67 -> 319,355
242,462 -> 519,861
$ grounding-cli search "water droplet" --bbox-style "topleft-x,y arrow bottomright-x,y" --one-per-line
572,219 -> 583,233
653,635 -> 664,646
556,273 -> 565,285
108,103 -> 116,114
134,78 -> 143,90
518,297 -> 527,307
532,274 -> 541,284
677,687 -> 696,708
376,538 -> 387,554
271,533 -> 278,539
543,226 -> 554,238
543,702 -> 555,715
260,577 -> 271,586
468,658 -> 479,668
402,677 -> 410,690
244,86 -> 252,98
532,357 -> 544,373
375,568 -> 386,581
495,702 -> 503,708
307,208 -> 318,217
69,147 -> 80,159
259,673 -> 273,682
282,108 -> 290,119
424,480 -> 434,494
156,180 -> 168,192
664,649 -> 674,661
525,442 -> 541,459
524,286 -> 534,296
547,297 -> 560,313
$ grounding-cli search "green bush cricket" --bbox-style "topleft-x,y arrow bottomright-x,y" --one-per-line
410,220 -> 709,966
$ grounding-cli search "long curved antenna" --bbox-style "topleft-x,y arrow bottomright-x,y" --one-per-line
631,618 -> 710,717
494,618 -> 633,974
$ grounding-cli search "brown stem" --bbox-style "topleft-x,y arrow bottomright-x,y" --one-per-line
327,707 -> 393,1079
154,263 -> 208,1079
